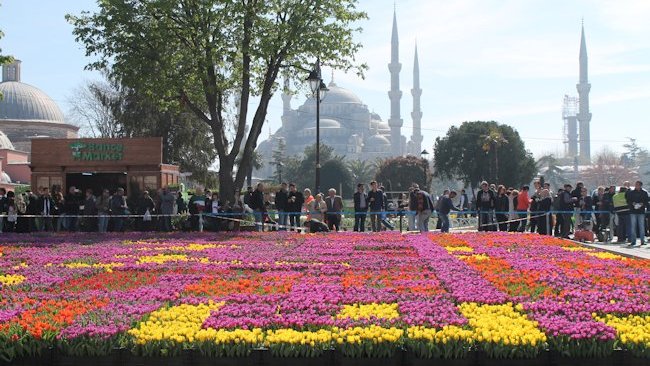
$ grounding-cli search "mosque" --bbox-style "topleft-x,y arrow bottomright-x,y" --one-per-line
0,60 -> 79,153
0,60 -> 79,188
255,10 -> 423,179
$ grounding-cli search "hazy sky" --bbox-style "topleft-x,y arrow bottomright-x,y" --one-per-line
1,0 -> 649,158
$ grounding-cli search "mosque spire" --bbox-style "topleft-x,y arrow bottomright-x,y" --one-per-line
410,42 -> 423,155
577,21 -> 591,164
388,7 -> 403,156
281,74 -> 291,114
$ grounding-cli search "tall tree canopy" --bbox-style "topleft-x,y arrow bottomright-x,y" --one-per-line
375,156 -> 430,193
283,143 -> 346,191
67,0 -> 366,201
69,78 -> 217,186
434,121 -> 536,189
321,159 -> 353,198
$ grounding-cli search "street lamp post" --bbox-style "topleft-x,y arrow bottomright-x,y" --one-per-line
421,149 -> 430,191
306,59 -> 329,194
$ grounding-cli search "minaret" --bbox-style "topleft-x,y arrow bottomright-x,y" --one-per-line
281,76 -> 291,114
388,8 -> 403,156
577,22 -> 591,164
410,43 -> 423,155
280,75 -> 291,130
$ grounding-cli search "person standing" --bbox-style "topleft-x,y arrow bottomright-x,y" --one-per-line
367,181 -> 384,232
275,183 -> 289,230
53,192 -> 64,231
560,184 -> 574,239
353,183 -> 368,232
110,188 -> 128,232
495,185 -> 509,232
82,189 -> 98,232
476,181 -> 495,231
578,186 -> 594,227
25,190 -> 40,232
516,185 -> 531,232
537,189 -> 553,235
159,187 -> 175,232
0,188 -> 6,233
176,192 -> 187,214
14,194 -> 29,233
250,183 -> 266,231
414,186 -> 435,233
303,188 -> 314,221
308,193 -> 327,222
188,187 -> 207,231
325,188 -> 344,231
64,186 -> 81,232
407,184 -> 419,231
286,183 -> 304,231
96,189 -> 111,233
458,189 -> 469,218
627,181 -> 648,247
205,192 -> 223,231
507,189 -> 519,232
38,188 -> 55,232
138,191 -> 155,231
435,190 -> 449,230
438,190 -> 457,233
552,188 -> 564,236
529,181 -> 542,233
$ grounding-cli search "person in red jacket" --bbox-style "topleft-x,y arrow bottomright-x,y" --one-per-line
516,185 -> 531,232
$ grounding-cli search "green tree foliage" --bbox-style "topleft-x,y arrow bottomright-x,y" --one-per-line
434,121 -> 536,188
621,138 -> 649,168
283,143 -> 349,192
321,159 -> 353,198
67,0 -> 366,201
375,156 -> 430,193
535,154 -> 566,190
271,137 -> 287,183
346,158 -> 377,186
69,78 -> 217,186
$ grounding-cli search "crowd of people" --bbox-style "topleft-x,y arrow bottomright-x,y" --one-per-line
0,186 -> 187,233
472,179 -> 649,246
0,179 -> 648,244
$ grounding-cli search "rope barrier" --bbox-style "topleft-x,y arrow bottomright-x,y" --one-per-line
0,209 -> 630,218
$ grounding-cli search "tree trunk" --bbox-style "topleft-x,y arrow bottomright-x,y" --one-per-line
218,160 -> 236,204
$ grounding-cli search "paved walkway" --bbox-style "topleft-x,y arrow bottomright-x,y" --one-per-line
576,241 -> 650,259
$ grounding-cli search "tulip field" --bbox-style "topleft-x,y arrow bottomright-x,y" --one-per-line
0,232 -> 649,365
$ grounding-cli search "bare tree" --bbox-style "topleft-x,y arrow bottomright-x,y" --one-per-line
581,147 -> 639,188
67,79 -> 122,138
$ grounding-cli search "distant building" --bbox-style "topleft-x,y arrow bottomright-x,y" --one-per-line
256,10 -> 423,179
0,130 -> 31,190
562,23 -> 591,165
0,60 -> 79,153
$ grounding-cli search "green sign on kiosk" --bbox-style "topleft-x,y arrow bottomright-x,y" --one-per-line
70,142 -> 124,161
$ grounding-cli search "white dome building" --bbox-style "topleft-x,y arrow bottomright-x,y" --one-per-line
0,60 -> 78,153
256,10 -> 424,179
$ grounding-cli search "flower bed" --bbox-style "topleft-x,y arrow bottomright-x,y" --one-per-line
0,232 -> 649,364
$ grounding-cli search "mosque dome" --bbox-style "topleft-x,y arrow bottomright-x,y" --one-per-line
0,60 -> 66,123
0,130 -> 14,150
366,134 -> 391,146
320,118 -> 341,128
322,82 -> 363,105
